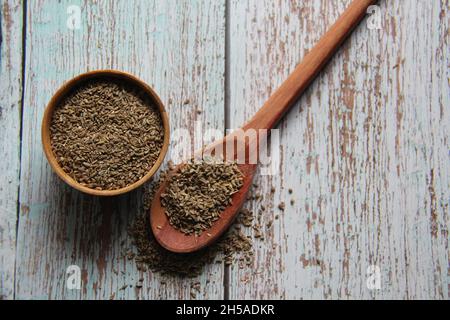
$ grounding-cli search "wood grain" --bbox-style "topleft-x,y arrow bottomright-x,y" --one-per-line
0,0 -> 22,300
242,0 -> 377,132
2,0 -> 449,300
227,0 -> 449,299
15,0 -> 226,299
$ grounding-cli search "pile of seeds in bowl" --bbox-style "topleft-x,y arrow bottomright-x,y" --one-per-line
160,159 -> 244,235
127,169 -> 258,277
49,78 -> 164,190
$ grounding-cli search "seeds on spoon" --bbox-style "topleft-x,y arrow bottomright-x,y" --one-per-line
160,158 -> 244,236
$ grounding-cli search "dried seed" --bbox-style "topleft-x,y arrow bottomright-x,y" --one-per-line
161,158 -> 243,236
49,78 -> 164,190
127,172 -> 259,277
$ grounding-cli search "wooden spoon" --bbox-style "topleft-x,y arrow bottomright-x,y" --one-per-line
151,0 -> 377,253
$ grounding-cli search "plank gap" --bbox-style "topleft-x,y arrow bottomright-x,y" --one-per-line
12,0 -> 28,300
223,0 -> 231,300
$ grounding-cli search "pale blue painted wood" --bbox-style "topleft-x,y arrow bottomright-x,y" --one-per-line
227,0 -> 449,299
0,0 -> 23,300
6,0 -> 449,300
15,0 -> 226,299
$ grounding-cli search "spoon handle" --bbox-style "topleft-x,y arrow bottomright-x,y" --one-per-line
242,0 -> 378,131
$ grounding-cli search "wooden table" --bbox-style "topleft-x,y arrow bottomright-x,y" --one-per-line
1,0 -> 448,300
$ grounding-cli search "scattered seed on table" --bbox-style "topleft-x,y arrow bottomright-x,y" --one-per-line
127,173 -> 260,277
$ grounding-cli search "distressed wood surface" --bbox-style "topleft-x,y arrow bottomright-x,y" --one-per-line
15,0 -> 226,299
0,0 -> 22,300
1,0 -> 449,300
228,0 -> 449,299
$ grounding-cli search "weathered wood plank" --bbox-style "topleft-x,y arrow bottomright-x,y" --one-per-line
228,0 -> 449,299
15,0 -> 226,299
0,0 -> 23,300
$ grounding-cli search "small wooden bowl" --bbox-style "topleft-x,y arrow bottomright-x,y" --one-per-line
42,70 -> 170,196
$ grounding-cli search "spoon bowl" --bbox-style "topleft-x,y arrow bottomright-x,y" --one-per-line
151,159 -> 257,253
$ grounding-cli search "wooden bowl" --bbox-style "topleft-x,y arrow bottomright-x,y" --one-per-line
41,70 -> 170,196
